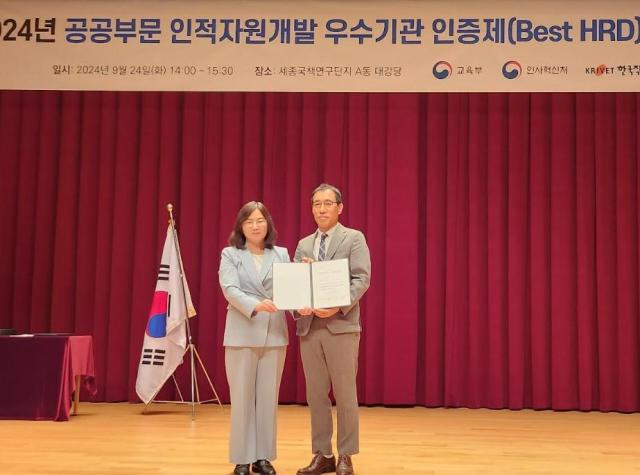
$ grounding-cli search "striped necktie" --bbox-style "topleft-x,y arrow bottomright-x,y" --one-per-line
318,233 -> 328,261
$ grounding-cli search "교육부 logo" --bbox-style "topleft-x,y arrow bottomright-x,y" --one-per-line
502,60 -> 522,79
433,61 -> 452,79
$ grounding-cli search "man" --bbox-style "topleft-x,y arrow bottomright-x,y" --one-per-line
295,184 -> 371,475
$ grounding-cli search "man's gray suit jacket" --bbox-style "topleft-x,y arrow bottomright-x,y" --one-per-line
294,223 -> 371,336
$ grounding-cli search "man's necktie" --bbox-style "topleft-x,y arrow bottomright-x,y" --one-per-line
318,233 -> 328,261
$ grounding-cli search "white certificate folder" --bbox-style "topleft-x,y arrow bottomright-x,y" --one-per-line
273,259 -> 351,310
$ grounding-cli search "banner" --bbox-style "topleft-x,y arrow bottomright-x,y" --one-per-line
135,226 -> 196,405
1,0 -> 639,92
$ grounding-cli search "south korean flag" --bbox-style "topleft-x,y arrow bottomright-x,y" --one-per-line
135,226 -> 196,404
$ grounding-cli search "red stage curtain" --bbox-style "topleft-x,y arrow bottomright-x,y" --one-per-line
0,91 -> 638,411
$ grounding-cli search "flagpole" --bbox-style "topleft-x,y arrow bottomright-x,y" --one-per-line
166,204 -> 196,419
150,204 -> 222,419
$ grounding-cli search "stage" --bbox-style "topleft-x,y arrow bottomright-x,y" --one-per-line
2,403 -> 638,474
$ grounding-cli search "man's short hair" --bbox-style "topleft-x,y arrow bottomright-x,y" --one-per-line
311,183 -> 343,204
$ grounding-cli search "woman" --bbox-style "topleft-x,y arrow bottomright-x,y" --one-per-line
219,201 -> 289,475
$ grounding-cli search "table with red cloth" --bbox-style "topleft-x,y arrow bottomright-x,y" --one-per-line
0,335 -> 96,421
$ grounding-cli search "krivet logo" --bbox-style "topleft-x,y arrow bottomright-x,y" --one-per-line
502,60 -> 522,79
585,64 -> 615,76
432,61 -> 452,79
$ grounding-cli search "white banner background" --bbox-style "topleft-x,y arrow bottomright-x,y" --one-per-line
1,0 -> 639,92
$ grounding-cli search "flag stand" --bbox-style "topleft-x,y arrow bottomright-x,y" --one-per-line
143,204 -> 222,420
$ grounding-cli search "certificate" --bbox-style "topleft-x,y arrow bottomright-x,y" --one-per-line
272,262 -> 311,310
273,259 -> 351,310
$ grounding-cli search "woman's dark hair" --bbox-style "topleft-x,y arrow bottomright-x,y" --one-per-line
228,201 -> 278,249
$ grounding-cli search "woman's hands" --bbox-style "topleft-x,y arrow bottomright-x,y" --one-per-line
254,299 -> 278,314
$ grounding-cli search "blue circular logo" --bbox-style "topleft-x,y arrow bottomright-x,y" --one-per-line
433,61 -> 452,80
502,61 -> 522,79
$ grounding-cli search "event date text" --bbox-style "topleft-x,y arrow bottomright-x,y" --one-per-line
53,64 -> 234,77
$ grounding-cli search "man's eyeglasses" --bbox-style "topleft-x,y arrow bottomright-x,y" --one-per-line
312,200 -> 339,209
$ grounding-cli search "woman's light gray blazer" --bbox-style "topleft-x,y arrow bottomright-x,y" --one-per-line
219,246 -> 290,347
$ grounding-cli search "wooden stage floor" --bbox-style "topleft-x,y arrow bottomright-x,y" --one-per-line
2,403 -> 639,474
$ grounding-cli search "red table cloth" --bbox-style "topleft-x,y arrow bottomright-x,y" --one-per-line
0,335 -> 96,421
